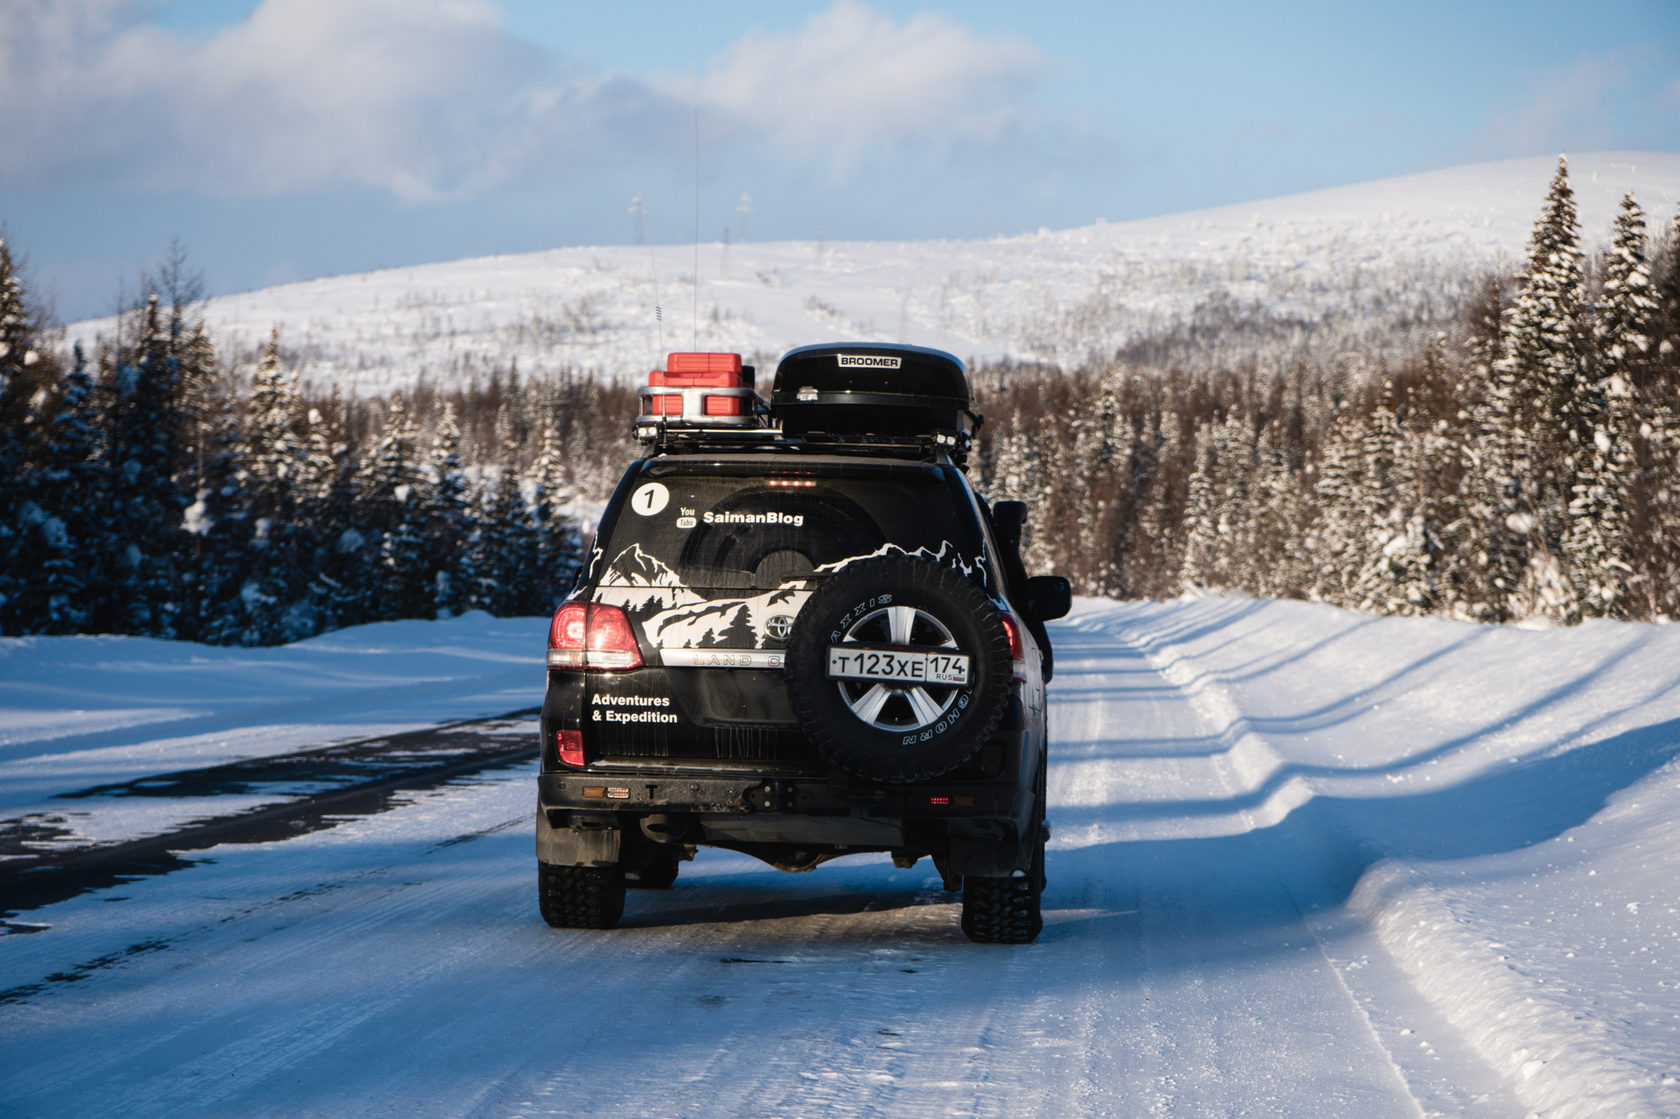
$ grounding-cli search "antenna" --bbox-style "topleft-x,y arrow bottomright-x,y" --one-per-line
693,107 -> 701,351
646,204 -> 664,357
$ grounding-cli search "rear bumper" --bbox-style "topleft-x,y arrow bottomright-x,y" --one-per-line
537,769 -> 1029,823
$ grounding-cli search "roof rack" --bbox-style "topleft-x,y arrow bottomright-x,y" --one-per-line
639,424 -> 968,467
630,346 -> 978,467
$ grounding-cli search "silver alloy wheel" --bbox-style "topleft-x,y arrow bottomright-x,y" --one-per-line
833,604 -> 962,730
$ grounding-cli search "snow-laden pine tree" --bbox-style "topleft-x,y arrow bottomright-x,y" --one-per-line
1642,387 -> 1680,619
0,239 -> 49,631
1177,428 -> 1218,592
1564,193 -> 1650,617
1200,409 -> 1256,591
180,397 -> 256,645
1068,397 -> 1123,596
1135,408 -> 1184,595
243,329 -> 301,506
1485,156 -> 1588,622
1650,204 -> 1680,372
232,329 -> 305,642
1350,391 -> 1437,615
6,345 -> 105,634
1310,404 -> 1368,607
297,395 -> 369,632
1247,419 -> 1308,600
427,402 -> 478,616
364,393 -> 435,620
527,422 -> 582,610
96,293 -> 194,637
474,430 -> 539,615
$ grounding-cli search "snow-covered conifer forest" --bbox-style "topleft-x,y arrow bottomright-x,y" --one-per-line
3,154 -> 1679,640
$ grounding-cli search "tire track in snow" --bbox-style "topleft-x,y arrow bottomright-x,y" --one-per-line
1085,598 -> 1674,1118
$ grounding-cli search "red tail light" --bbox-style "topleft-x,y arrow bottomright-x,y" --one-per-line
999,612 -> 1025,662
555,729 -> 585,767
548,603 -> 643,670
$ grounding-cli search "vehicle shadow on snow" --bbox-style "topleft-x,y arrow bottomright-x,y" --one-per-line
599,716 -> 1680,950
617,876 -> 944,933
1048,713 -> 1680,949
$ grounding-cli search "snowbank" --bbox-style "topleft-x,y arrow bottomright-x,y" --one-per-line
1072,597 -> 1680,1118
0,612 -> 549,815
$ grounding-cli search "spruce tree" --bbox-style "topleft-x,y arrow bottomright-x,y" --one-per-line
96,293 -> 193,637
1135,408 -> 1184,596
243,328 -> 302,506
1311,406 -> 1367,607
298,395 -> 369,632
1177,430 -> 1218,592
475,434 -> 539,615
181,399 -> 255,644
427,402 -> 478,615
222,328 -> 304,643
1565,194 -> 1649,617
26,347 -> 105,633
1486,156 -> 1588,622
364,393 -> 434,620
527,421 -> 582,610
0,239 -> 48,631
1351,391 -> 1436,615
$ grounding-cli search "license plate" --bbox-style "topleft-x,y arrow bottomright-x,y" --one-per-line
827,647 -> 970,686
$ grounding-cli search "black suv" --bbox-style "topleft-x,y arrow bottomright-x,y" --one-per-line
536,343 -> 1070,943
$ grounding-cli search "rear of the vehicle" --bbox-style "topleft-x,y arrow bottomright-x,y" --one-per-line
536,344 -> 1055,942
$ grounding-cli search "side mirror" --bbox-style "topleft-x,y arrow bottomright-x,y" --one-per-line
1024,575 -> 1071,622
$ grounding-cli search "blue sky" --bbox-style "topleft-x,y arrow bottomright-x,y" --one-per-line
3,0 -> 1677,321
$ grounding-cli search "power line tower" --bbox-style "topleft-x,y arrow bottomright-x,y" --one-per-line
630,195 -> 647,245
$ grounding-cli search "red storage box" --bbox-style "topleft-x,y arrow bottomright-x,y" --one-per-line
646,352 -> 751,417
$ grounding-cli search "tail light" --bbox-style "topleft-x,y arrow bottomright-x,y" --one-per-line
999,612 -> 1025,662
1000,612 -> 1029,681
555,729 -> 585,767
548,602 -> 643,670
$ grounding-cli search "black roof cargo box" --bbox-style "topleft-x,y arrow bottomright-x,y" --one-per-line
770,343 -> 978,441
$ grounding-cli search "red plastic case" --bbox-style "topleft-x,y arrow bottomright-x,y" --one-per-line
646,352 -> 751,417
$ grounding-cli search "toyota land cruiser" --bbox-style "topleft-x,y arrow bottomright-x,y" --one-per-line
536,343 -> 1070,943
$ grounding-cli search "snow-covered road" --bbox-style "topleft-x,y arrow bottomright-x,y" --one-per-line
3,599 -> 1678,1117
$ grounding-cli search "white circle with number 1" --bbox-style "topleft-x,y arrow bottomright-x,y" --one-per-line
631,482 -> 670,516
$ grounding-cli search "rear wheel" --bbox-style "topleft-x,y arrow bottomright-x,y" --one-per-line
960,754 -> 1046,944
538,862 -> 626,929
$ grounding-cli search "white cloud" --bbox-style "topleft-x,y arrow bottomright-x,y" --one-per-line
0,0 -> 557,200
677,1 -> 1046,169
0,0 -> 1053,202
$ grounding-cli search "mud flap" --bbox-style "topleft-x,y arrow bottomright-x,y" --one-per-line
536,808 -> 622,868
945,827 -> 1030,878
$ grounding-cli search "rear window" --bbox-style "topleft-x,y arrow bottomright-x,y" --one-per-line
599,459 -> 984,591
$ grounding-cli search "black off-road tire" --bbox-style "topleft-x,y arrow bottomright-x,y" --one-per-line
538,861 -> 626,929
961,755 -> 1047,944
784,556 -> 1013,783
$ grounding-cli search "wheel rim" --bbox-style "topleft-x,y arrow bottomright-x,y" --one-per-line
833,605 -> 963,731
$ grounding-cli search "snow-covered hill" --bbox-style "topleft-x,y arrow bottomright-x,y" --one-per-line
3,598 -> 1678,1116
68,153 -> 1680,393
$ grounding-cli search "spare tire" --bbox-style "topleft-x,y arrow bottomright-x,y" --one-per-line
783,556 -> 1013,782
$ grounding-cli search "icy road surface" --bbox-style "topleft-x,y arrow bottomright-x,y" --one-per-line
2,598 -> 1679,1118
